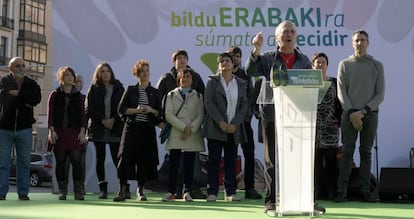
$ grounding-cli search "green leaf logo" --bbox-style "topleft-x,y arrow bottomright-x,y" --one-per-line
200,52 -> 219,74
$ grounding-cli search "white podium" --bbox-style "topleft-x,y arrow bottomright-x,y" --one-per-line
257,70 -> 323,217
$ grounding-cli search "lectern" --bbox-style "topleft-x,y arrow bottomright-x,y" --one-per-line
257,69 -> 323,217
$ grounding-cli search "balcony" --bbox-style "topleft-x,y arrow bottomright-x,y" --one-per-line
18,30 -> 46,43
0,17 -> 14,30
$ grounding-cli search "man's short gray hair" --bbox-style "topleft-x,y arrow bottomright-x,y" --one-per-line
275,20 -> 296,36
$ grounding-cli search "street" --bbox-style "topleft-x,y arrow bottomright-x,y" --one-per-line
8,182 -> 52,193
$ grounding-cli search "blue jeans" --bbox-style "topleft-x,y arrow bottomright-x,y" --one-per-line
0,128 -> 33,196
207,136 -> 238,196
337,112 -> 378,194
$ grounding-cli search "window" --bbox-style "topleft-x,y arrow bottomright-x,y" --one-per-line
0,0 -> 13,29
20,0 -> 45,35
2,0 -> 9,17
31,154 -> 42,162
17,40 -> 47,73
39,44 -> 46,63
18,0 -> 47,74
0,37 -> 8,66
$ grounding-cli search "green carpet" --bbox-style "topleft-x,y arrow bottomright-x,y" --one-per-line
0,192 -> 414,219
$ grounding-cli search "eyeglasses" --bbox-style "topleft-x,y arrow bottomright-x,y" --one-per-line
15,64 -> 25,68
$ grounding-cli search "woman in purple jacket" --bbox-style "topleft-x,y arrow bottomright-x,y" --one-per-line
47,66 -> 87,200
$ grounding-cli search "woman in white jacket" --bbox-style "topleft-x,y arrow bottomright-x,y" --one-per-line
162,68 -> 205,202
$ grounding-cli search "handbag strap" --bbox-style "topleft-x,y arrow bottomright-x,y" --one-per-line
175,101 -> 185,116
172,93 -> 185,116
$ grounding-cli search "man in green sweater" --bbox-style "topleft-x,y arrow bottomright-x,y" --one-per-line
335,30 -> 385,202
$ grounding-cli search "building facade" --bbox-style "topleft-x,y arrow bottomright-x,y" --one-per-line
0,0 -> 53,151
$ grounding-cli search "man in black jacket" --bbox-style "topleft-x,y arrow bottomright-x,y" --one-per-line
0,57 -> 41,201
227,46 -> 262,199
157,50 -> 205,101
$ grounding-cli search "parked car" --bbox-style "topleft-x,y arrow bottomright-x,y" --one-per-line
9,152 -> 53,187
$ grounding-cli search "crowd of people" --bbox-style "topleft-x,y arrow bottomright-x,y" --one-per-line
0,20 -> 384,216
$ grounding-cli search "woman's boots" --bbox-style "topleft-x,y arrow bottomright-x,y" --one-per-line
113,184 -> 127,202
58,181 -> 67,200
136,186 -> 147,201
98,181 -> 108,199
74,181 -> 85,200
59,181 -> 84,200
125,183 -> 131,199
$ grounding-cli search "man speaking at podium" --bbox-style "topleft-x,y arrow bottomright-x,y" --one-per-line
245,20 -> 325,214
